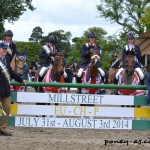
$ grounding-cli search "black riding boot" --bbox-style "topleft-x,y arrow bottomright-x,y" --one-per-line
76,76 -> 82,94
140,79 -> 144,85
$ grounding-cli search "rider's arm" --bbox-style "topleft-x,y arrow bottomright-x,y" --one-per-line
122,48 -> 125,68
39,49 -> 49,59
81,44 -> 90,58
134,46 -> 141,61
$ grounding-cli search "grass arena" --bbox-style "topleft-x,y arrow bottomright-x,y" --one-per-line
0,82 -> 150,150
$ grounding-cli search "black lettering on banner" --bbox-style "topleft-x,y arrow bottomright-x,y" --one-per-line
99,120 -> 103,128
82,95 -> 87,104
49,120 -> 56,127
87,119 -> 92,128
49,94 -> 56,102
63,119 -> 68,127
71,94 -> 75,103
42,118 -> 45,126
125,121 -> 129,128
34,117 -> 39,126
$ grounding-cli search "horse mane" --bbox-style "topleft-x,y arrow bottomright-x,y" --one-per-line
10,54 -> 16,71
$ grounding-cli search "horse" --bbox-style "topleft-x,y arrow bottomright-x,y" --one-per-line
81,47 -> 105,95
34,52 -> 67,93
10,52 -> 27,75
10,51 -> 27,92
106,55 -> 121,94
117,55 -> 144,96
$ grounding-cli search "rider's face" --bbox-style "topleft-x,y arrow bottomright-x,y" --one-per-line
128,39 -> 134,44
5,35 -> 12,42
89,37 -> 95,43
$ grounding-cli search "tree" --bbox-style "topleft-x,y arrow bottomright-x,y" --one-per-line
140,6 -> 150,32
16,42 -> 42,66
29,26 -> 43,42
0,0 -> 35,38
97,0 -> 150,34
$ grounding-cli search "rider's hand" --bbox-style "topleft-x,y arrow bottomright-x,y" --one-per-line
22,80 -> 27,85
49,53 -> 55,57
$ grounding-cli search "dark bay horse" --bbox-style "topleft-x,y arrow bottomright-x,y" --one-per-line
81,47 -> 105,94
35,52 -> 66,93
117,55 -> 144,95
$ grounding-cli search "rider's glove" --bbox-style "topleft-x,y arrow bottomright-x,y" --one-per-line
49,53 -> 56,57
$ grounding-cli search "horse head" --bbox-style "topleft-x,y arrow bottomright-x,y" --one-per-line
15,51 -> 27,75
90,47 -> 100,66
125,55 -> 135,76
88,47 -> 100,79
52,52 -> 65,81
119,54 -> 135,85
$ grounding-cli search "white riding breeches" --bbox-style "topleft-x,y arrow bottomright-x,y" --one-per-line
77,68 -> 84,77
77,68 -> 105,77
98,68 -> 105,77
115,67 -> 144,80
39,67 -> 48,77
115,68 -> 124,80
135,68 -> 144,80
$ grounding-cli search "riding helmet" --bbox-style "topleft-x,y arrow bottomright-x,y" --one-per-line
126,32 -> 135,40
87,32 -> 97,38
49,35 -> 58,45
4,30 -> 13,37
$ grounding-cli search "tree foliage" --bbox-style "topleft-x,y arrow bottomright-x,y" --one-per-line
16,42 -> 42,66
29,26 -> 43,42
0,0 -> 35,23
0,0 -> 35,38
97,0 -> 150,34
140,6 -> 150,31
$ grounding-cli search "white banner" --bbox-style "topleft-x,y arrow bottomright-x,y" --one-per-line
17,92 -> 134,105
15,117 -> 132,129
17,105 -> 134,117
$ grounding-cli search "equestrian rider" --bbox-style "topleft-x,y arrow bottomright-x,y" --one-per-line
39,35 -> 62,78
76,32 -> 105,92
115,31 -> 144,81
0,30 -> 18,63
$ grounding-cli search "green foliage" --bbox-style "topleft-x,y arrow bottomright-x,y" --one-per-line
0,0 -> 35,23
29,26 -> 43,42
0,23 -> 5,39
16,42 -> 42,66
140,6 -> 150,32
97,0 -> 150,34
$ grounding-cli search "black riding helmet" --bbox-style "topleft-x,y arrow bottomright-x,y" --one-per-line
87,32 -> 97,38
126,32 -> 135,40
4,30 -> 13,37
49,35 -> 58,45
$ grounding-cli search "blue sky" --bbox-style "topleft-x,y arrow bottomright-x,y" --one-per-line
4,0 -> 122,42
